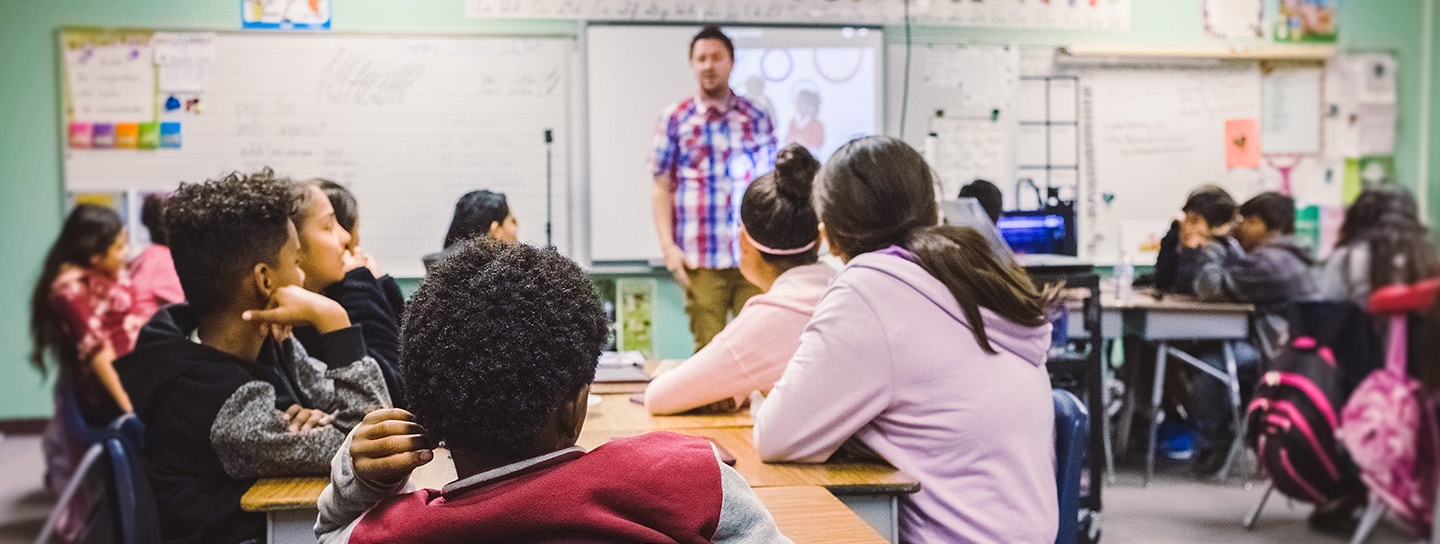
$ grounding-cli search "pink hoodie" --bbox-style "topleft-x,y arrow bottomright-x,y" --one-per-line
645,263 -> 836,415
754,249 -> 1058,544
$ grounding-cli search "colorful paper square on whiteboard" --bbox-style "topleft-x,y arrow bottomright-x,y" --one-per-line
68,123 -> 93,149
1224,118 -> 1261,169
138,123 -> 160,149
114,123 -> 139,149
92,124 -> 116,149
159,122 -> 182,148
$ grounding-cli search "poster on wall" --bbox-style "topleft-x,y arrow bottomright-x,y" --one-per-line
61,30 -> 165,151
242,0 -> 331,30
1204,0 -> 1263,39
1274,0 -> 1337,43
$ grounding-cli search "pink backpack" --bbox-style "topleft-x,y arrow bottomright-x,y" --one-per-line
1338,313 -> 1440,535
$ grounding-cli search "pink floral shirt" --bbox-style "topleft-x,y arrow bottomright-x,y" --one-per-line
50,266 -> 146,363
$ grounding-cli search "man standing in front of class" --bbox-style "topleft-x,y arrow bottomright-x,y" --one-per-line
649,25 -> 777,351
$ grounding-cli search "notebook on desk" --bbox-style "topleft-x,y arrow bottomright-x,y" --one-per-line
594,351 -> 649,383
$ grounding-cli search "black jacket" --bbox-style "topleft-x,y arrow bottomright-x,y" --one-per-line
294,267 -> 407,407
116,304 -> 389,544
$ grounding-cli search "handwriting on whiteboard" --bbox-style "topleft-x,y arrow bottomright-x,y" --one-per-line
464,0 -> 1129,30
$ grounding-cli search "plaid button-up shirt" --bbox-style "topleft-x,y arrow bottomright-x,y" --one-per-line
648,92 -> 776,269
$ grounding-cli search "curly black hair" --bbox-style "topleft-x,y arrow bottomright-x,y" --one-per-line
401,238 -> 609,458
164,168 -> 296,314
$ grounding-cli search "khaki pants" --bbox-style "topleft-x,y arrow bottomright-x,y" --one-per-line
684,267 -> 762,351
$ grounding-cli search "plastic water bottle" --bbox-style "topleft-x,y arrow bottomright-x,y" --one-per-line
1116,252 -> 1135,304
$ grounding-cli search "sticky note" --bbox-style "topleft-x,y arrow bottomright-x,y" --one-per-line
92,124 -> 116,149
159,122 -> 182,148
138,123 -> 160,149
68,123 -> 93,149
1225,118 -> 1261,169
114,123 -> 139,149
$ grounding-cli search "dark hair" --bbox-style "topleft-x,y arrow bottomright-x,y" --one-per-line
401,239 -> 609,459
443,190 -> 510,248
958,179 -> 1003,224
689,25 -> 734,60
1182,185 -> 1238,227
165,169 -> 297,314
817,136 -> 1048,353
30,205 -> 126,376
311,179 -> 358,234
1239,192 -> 1296,235
741,144 -> 821,269
1336,184 -> 1439,289
141,194 -> 169,246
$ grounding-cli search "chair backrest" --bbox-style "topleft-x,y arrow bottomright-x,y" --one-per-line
34,415 -> 159,544
1053,388 -> 1090,544
105,416 -> 161,544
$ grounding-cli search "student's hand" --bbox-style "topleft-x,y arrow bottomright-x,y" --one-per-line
283,404 -> 334,435
1180,216 -> 1210,249
351,408 -> 434,489
662,244 -> 690,289
343,247 -> 384,279
243,285 -> 351,334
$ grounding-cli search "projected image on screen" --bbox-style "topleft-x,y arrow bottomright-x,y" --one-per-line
730,42 -> 877,161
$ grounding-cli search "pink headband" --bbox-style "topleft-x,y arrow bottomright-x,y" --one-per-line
749,238 -> 818,256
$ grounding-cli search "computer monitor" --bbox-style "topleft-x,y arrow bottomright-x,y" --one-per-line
998,209 -> 1077,256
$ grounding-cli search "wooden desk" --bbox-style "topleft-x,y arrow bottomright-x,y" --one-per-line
756,486 -> 889,544
583,393 -> 752,432
244,480 -> 890,543
577,394 -> 917,542
1066,291 -> 1253,341
245,394 -> 918,543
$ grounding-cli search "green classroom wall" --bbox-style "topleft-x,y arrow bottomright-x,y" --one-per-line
0,0 -> 1434,421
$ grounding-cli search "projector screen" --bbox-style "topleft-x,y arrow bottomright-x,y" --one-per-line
587,25 -> 884,263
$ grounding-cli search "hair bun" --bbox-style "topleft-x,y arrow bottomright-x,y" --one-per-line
773,144 -> 820,203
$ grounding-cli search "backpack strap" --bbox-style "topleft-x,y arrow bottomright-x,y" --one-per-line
1385,313 -> 1408,374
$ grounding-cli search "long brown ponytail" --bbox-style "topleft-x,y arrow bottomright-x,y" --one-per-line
817,136 -> 1048,353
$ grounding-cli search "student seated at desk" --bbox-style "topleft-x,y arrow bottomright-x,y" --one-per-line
130,193 -> 185,322
31,205 -> 144,491
116,170 -> 391,544
291,180 -> 409,408
645,144 -> 836,415
421,189 -> 518,273
1194,192 -> 1319,353
1152,185 -> 1237,294
1321,184 -> 1438,310
753,136 -> 1058,544
316,239 -> 789,543
1183,192 -> 1316,475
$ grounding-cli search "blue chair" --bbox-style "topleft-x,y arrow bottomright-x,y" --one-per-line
1053,388 -> 1090,544
35,415 -> 160,544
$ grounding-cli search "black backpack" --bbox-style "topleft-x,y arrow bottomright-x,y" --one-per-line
1245,301 -> 1373,504
1246,334 -> 1363,503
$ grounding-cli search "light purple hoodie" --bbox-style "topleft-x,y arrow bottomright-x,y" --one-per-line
754,248 -> 1058,544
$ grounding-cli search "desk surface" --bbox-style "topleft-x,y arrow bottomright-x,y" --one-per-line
584,393 -> 753,432
755,486 -> 889,544
244,480 -> 885,543
1102,291 -> 1253,312
578,426 -> 920,495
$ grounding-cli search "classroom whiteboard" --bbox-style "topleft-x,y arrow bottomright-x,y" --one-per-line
1081,63 -> 1270,262
586,25 -> 883,263
62,32 -> 574,278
